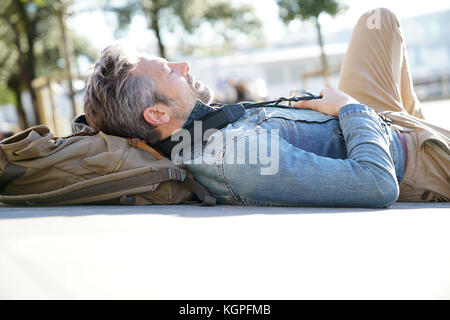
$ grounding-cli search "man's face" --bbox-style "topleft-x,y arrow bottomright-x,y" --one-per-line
135,56 -> 213,121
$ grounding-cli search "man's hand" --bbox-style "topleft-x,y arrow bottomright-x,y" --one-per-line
292,88 -> 358,117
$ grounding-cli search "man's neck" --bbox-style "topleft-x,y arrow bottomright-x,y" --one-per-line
157,118 -> 186,141
157,100 -> 215,140
182,100 -> 217,129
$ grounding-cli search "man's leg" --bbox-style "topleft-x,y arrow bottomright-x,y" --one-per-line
338,7 -> 424,118
339,8 -> 449,201
398,135 -> 449,201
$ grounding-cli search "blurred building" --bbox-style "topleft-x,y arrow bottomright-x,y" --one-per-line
190,9 -> 450,102
402,10 -> 450,100
191,43 -> 346,101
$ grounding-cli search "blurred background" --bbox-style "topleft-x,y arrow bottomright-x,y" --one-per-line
1,0 -> 449,137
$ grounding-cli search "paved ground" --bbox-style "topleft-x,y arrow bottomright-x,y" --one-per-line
1,203 -> 449,299
0,101 -> 449,300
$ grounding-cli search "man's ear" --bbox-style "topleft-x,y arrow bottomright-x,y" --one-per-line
142,104 -> 170,126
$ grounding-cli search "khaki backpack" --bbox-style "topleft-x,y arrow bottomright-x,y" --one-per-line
0,126 -> 215,206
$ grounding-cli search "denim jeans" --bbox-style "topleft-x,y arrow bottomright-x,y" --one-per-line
183,104 -> 404,208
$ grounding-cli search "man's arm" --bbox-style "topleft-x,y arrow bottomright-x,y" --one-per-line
220,89 -> 399,207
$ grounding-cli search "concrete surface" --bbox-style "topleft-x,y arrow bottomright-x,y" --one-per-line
0,101 -> 449,300
1,202 -> 449,299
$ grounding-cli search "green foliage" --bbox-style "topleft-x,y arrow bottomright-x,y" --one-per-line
275,0 -> 346,87
0,85 -> 15,105
0,0 -> 96,79
276,0 -> 346,22
0,0 -> 96,127
107,0 -> 261,58
27,0 -> 47,8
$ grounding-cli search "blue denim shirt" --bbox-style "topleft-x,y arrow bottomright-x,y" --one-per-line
177,100 -> 404,208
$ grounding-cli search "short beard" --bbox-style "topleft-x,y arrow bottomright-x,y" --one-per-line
172,77 -> 214,122
186,74 -> 213,104
197,85 -> 214,105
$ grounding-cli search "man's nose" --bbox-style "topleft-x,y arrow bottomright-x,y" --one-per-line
171,62 -> 190,77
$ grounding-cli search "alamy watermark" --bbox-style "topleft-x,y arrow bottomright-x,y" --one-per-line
366,8 -> 381,30
170,121 -> 280,175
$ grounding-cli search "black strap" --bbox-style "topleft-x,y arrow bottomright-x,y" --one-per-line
154,92 -> 322,158
242,91 -> 322,109
155,103 -> 246,158
0,163 -> 26,193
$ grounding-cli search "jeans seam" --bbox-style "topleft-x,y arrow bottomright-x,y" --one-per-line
340,111 -> 376,120
217,152 -> 242,205
339,104 -> 377,120
240,198 -> 297,207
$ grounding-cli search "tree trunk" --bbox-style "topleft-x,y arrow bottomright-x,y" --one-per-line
9,22 -> 41,126
15,0 -> 42,125
57,6 -> 78,119
151,11 -> 166,59
315,16 -> 331,87
22,74 -> 41,125
7,75 -> 29,130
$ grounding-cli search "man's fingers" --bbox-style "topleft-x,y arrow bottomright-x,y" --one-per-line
293,98 -> 320,110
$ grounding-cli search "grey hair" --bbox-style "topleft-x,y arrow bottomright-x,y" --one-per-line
84,44 -> 170,144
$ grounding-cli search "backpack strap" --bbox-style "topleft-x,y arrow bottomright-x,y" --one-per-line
126,139 -> 215,205
128,138 -> 162,160
1,166 -> 216,206
181,175 -> 216,206
0,167 -> 185,205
